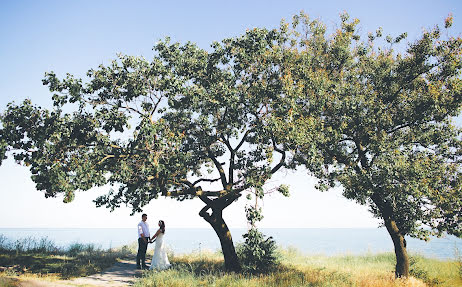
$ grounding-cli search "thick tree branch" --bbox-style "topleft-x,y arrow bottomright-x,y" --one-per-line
199,194 -> 213,206
223,193 -> 241,208
234,130 -> 250,152
199,203 -> 212,222
163,188 -> 231,198
339,137 -> 355,143
150,94 -> 164,118
270,137 -> 286,174
97,154 -> 115,164
354,138 -> 369,169
216,106 -> 228,130
207,147 -> 228,188
192,177 -> 222,186
221,135 -> 235,188
386,123 -> 412,135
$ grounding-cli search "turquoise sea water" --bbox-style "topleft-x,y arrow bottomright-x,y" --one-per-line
0,228 -> 460,260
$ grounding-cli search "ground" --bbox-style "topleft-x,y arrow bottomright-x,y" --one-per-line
7,259 -> 141,287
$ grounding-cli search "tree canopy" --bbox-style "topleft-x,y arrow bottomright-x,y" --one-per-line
0,26 -> 297,272
284,13 -> 462,277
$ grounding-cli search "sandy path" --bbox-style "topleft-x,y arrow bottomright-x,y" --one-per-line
18,259 -> 143,287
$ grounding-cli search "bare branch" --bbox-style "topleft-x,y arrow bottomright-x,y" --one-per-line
234,130 -> 250,152
220,135 -> 235,187
270,137 -> 286,174
207,147 -> 228,188
386,123 -> 412,134
192,177 -> 221,186
97,154 -> 115,164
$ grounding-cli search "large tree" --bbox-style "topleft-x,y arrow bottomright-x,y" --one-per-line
0,27 -> 297,271
285,13 -> 462,277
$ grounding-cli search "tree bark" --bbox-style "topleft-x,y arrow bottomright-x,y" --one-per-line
384,218 -> 409,278
199,203 -> 241,272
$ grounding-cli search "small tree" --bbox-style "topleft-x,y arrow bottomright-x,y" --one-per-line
237,228 -> 278,274
237,187 -> 285,274
286,13 -> 462,277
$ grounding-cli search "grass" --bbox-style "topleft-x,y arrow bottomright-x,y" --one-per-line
0,234 -> 131,280
1,234 -> 460,287
135,248 -> 462,287
0,277 -> 18,287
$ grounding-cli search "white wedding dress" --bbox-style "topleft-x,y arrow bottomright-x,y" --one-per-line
150,232 -> 171,270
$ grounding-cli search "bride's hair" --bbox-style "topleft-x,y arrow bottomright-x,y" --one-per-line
159,220 -> 165,233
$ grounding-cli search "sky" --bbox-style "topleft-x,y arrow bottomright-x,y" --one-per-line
0,0 -> 461,229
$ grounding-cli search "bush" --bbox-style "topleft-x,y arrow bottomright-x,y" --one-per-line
67,242 -> 86,256
237,228 -> 279,274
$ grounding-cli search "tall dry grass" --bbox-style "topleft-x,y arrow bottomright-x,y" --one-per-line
135,248 -> 462,287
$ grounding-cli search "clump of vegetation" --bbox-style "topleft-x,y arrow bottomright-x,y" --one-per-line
236,228 -> 279,274
409,256 -> 442,286
236,188 -> 283,274
0,234 -> 132,279
0,234 -> 60,255
0,277 -> 18,287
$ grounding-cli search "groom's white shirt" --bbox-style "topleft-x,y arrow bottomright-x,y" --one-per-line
138,221 -> 150,238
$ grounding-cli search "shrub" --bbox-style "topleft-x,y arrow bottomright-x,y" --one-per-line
237,228 -> 279,274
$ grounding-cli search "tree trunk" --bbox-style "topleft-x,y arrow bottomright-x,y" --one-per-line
384,218 -> 409,278
199,205 -> 241,272
371,194 -> 409,278
211,213 -> 241,272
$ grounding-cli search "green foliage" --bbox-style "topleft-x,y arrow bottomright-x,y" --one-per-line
0,21 -> 298,271
445,14 -> 453,29
0,18 -> 294,216
285,12 -> 462,241
271,12 -> 462,277
244,205 -> 263,226
277,184 -> 290,197
236,228 -> 279,274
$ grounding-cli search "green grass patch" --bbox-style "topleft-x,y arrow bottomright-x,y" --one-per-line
409,254 -> 461,286
135,248 -> 462,287
0,277 -> 19,287
0,251 -> 121,279
0,234 -> 133,279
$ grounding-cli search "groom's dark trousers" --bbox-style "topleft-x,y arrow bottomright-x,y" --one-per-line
136,238 -> 148,268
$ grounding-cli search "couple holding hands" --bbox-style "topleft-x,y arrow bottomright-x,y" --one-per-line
136,213 -> 171,270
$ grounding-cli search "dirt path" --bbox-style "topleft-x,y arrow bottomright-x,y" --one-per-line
17,259 -> 143,287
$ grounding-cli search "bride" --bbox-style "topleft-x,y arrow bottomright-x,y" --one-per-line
149,220 -> 171,270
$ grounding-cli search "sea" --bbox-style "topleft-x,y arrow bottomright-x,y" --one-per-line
0,228 -> 461,260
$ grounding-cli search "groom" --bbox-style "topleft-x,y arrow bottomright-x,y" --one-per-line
136,213 -> 150,269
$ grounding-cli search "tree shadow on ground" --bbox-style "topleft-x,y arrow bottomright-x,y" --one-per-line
167,256 -> 354,286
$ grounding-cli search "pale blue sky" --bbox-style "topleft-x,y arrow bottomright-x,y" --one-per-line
0,0 -> 461,228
